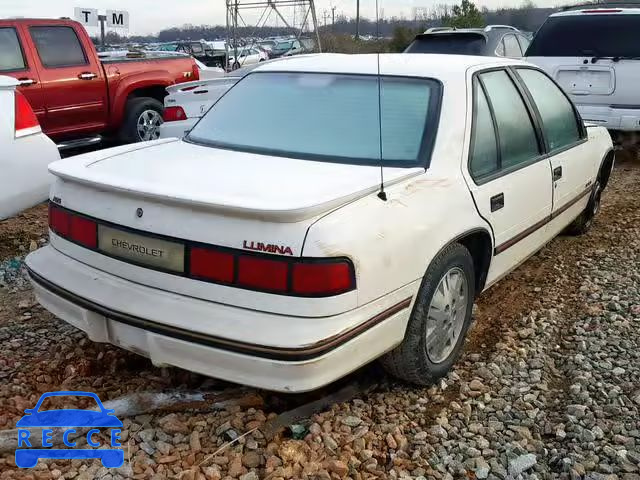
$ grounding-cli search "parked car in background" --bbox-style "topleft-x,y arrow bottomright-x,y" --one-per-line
160,55 -> 317,139
269,39 -> 305,58
228,47 -> 268,68
0,18 -> 198,148
0,76 -> 58,220
27,54 -> 613,392
160,77 -> 240,138
405,25 -> 530,58
525,5 -> 640,138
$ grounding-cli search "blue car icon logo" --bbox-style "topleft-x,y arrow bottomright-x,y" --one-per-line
15,391 -> 123,468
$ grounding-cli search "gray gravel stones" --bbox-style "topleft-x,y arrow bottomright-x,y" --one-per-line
1,165 -> 639,479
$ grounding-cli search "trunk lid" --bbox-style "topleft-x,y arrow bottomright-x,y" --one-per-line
48,139 -> 419,314
164,78 -> 239,119
50,138 -> 420,223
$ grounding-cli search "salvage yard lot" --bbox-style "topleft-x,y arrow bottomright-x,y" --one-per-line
1,156 -> 639,479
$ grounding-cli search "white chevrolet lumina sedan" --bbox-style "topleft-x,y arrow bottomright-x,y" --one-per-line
26,54 -> 613,392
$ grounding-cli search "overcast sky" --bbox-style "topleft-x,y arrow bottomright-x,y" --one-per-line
3,0 -> 562,35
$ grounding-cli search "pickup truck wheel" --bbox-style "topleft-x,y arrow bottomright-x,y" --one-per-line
119,97 -> 164,143
381,243 -> 475,386
566,180 -> 602,235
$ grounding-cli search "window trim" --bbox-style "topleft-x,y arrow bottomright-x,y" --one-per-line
468,67 -> 545,186
468,77 -> 501,179
511,66 -> 587,153
0,27 -> 28,73
28,25 -> 89,69
186,71 -> 444,169
502,34 -> 523,58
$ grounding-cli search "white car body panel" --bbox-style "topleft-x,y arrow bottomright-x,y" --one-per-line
526,8 -> 640,131
26,54 -> 613,391
160,77 -> 239,139
0,76 -> 58,220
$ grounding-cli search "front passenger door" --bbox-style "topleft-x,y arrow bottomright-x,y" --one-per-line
465,69 -> 553,286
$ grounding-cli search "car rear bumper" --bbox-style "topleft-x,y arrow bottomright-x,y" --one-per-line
25,246 -> 414,392
577,104 -> 640,131
159,119 -> 198,139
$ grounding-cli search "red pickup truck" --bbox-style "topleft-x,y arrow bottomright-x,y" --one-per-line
0,18 -> 199,148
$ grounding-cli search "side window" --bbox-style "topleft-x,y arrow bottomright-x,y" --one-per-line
503,34 -> 522,58
517,35 -> 530,54
495,39 -> 505,57
470,81 -> 499,179
29,27 -> 87,68
517,68 -> 582,151
0,28 -> 26,72
480,70 -> 540,170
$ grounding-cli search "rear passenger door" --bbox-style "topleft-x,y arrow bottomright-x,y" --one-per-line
0,23 -> 44,123
465,68 -> 553,285
514,67 -> 594,231
24,23 -> 107,137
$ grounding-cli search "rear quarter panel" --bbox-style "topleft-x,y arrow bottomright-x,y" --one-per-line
303,173 -> 491,308
0,84 -> 58,220
105,57 -> 197,128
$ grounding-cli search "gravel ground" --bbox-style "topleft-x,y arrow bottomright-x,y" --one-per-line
0,158 -> 639,480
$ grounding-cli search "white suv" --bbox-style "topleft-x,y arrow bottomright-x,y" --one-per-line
526,6 -> 640,135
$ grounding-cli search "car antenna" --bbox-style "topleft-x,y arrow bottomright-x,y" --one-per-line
376,53 -> 387,201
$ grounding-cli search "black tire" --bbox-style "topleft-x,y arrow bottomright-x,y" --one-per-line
118,97 -> 164,144
566,180 -> 602,236
381,243 -> 476,386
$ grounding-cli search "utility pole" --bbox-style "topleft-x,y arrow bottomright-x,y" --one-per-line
355,0 -> 360,39
331,6 -> 336,30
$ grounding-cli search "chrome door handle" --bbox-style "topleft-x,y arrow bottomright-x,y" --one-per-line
18,78 -> 37,86
78,72 -> 98,80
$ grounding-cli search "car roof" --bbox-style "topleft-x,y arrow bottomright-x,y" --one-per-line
254,53 -> 524,79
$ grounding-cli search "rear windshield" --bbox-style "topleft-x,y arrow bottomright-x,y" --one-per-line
187,72 -> 441,166
527,14 -> 640,57
405,33 -> 487,55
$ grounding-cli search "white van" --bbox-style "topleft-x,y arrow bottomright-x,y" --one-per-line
526,6 -> 640,136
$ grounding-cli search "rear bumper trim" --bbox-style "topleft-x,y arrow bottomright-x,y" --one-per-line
27,267 -> 411,362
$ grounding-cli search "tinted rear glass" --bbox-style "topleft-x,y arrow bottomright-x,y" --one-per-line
188,72 -> 441,166
527,14 -> 640,57
405,33 -> 487,55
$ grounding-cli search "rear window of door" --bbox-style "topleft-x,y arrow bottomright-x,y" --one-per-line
478,70 -> 540,170
517,68 -> 582,151
0,27 -> 26,72
470,81 -> 499,179
526,14 -> 640,57
502,34 -> 523,58
29,26 -> 88,68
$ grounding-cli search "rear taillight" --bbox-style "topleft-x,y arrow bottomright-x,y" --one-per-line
190,247 -> 235,284
237,256 -> 289,293
14,91 -> 40,138
49,204 -> 97,249
50,204 -> 356,297
189,246 -> 355,297
292,262 -> 354,296
192,63 -> 200,80
163,106 -> 187,122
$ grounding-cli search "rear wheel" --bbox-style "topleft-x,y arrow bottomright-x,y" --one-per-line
381,243 -> 475,385
119,97 -> 164,144
567,181 -> 602,235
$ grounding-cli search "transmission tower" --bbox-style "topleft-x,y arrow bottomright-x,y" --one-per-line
226,0 -> 321,68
